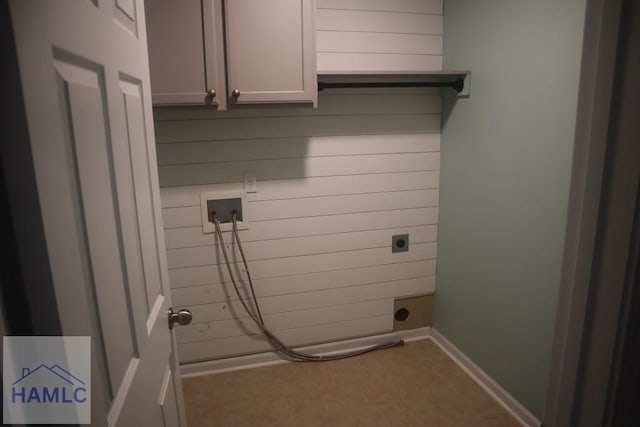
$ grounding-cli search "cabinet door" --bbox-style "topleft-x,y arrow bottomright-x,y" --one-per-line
146,0 -> 226,107
202,0 -> 228,110
225,0 -> 316,104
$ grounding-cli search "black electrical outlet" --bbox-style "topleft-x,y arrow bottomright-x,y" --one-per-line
392,234 -> 409,253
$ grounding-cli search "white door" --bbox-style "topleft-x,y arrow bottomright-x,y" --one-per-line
8,1 -> 187,426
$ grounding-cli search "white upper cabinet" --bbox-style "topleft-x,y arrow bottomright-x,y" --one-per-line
145,0 -> 226,108
225,0 -> 316,104
145,0 -> 316,108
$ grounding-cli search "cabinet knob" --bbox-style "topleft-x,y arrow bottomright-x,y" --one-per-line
231,89 -> 241,99
205,89 -> 216,104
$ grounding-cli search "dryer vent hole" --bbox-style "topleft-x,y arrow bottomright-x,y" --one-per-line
394,307 -> 410,323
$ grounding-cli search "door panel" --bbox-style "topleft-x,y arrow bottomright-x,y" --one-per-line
119,79 -> 163,312
111,78 -> 155,351
9,1 -> 187,425
114,0 -> 139,37
159,365 -> 181,426
54,56 -> 137,395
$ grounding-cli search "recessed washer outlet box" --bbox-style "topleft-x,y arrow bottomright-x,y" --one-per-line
200,192 -> 249,233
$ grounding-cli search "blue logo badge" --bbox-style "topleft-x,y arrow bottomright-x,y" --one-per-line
11,364 -> 88,404
3,336 -> 91,424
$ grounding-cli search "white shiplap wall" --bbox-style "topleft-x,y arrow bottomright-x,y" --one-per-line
156,88 -> 440,363
155,0 -> 443,364
316,0 -> 443,72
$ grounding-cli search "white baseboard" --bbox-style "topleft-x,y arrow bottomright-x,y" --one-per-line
180,327 -> 431,378
429,328 -> 541,427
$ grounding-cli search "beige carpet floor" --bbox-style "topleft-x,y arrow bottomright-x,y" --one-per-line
182,339 -> 521,426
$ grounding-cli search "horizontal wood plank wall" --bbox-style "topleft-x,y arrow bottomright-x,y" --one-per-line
155,88 -> 441,363
316,0 -> 443,73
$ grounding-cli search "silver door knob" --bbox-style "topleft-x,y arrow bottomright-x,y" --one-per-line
231,89 -> 240,98
168,308 -> 193,329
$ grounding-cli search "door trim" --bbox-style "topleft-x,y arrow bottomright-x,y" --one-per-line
543,0 -> 638,424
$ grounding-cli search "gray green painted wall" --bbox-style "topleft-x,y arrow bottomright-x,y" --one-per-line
435,0 -> 586,417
